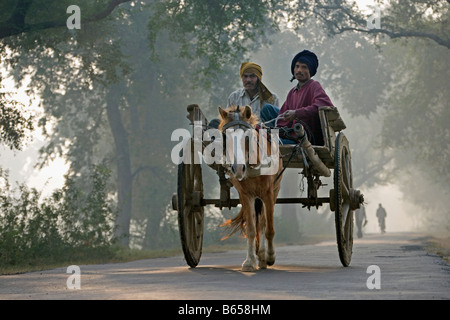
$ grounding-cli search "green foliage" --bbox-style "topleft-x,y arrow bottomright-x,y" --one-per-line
0,0 -> 132,39
0,97 -> 33,150
0,73 -> 34,150
299,0 -> 450,49
382,39 -> 450,185
147,0 -> 285,88
0,165 -> 116,268
1,0 -> 449,251
378,38 -> 450,229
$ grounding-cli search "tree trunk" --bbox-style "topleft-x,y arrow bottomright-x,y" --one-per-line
143,214 -> 161,250
106,83 -> 132,247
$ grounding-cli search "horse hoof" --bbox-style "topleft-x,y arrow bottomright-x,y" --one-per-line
242,260 -> 257,272
242,265 -> 257,272
258,253 -> 267,269
267,253 -> 276,266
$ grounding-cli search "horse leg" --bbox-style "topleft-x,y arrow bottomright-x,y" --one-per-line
251,198 -> 266,269
265,171 -> 282,267
257,206 -> 267,269
242,198 -> 258,272
263,193 -> 276,266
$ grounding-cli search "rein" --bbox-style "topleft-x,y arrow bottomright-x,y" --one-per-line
273,131 -> 308,184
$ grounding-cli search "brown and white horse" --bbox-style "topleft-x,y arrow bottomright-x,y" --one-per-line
218,105 -> 283,272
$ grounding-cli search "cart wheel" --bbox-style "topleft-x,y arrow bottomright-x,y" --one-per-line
177,139 -> 204,268
334,132 -> 354,267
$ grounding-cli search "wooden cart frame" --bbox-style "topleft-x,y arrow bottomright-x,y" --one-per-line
172,104 -> 364,268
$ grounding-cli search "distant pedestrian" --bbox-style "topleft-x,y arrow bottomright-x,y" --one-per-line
376,203 -> 387,233
355,206 -> 367,238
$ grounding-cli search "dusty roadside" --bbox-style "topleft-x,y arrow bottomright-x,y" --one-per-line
423,234 -> 450,265
1,232 -> 449,300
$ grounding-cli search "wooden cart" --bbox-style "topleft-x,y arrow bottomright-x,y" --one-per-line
172,104 -> 364,268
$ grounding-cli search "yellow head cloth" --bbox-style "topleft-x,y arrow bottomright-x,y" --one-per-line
239,62 -> 275,105
240,62 -> 263,79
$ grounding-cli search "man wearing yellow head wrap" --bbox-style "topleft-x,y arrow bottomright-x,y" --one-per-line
209,62 -> 280,129
226,62 -> 280,126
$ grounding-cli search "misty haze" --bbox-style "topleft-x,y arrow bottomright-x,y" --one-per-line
0,0 -> 448,302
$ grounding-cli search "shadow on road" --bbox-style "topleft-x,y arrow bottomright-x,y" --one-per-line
188,264 -> 338,277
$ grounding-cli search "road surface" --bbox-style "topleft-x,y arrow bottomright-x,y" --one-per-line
0,232 -> 448,300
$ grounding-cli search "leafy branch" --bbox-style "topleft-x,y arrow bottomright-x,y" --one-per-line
312,0 -> 450,49
0,0 -> 132,39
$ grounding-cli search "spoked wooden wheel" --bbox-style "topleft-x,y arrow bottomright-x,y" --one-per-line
333,132 -> 355,267
176,139 -> 204,268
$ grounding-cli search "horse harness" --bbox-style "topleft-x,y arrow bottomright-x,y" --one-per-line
220,106 -> 309,185
221,105 -> 253,132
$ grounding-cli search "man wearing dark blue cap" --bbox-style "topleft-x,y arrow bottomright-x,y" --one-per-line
276,50 -> 334,145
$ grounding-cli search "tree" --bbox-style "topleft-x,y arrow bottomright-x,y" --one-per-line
381,38 -> 450,209
146,0 -> 288,86
299,0 -> 450,229
1,0 -> 290,248
1,0 -> 135,247
0,86 -> 33,150
0,0 -> 131,151
292,0 -> 450,50
0,0 -> 132,39
3,0 -> 447,248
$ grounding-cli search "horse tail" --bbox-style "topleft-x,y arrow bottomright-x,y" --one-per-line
220,208 -> 246,240
220,198 -> 263,241
220,198 -> 263,240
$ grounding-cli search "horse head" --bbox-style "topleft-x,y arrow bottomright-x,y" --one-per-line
218,105 -> 259,181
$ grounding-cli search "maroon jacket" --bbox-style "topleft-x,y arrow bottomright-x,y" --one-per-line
277,79 -> 334,146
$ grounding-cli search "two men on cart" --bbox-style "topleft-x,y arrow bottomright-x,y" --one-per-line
212,50 -> 335,147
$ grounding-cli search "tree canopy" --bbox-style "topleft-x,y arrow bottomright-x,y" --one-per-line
1,0 -> 449,248
0,0 -> 132,39
294,0 -> 450,49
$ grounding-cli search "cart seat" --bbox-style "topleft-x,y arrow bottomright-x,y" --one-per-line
279,106 -> 346,169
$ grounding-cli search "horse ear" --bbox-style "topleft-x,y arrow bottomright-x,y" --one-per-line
218,107 -> 227,120
244,105 -> 252,119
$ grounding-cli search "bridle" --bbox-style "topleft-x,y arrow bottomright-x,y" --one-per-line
221,106 -> 275,178
220,106 -> 256,177
221,105 -> 255,163
221,105 -> 253,132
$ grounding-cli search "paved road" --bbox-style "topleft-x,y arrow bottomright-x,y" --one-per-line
0,232 -> 448,300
